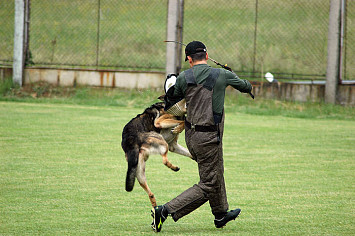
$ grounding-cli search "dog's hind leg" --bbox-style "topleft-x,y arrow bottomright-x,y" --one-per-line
162,152 -> 180,172
136,149 -> 157,207
169,142 -> 192,159
143,132 -> 180,172
168,136 -> 192,159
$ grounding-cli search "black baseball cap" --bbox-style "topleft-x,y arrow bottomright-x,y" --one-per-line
185,41 -> 207,61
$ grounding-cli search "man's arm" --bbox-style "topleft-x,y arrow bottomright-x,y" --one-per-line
172,72 -> 187,98
163,73 -> 186,112
225,70 -> 252,93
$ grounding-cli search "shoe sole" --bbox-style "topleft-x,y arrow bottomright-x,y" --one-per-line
215,209 -> 241,228
151,207 -> 162,232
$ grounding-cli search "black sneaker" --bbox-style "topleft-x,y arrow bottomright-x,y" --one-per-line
151,205 -> 167,232
214,208 -> 241,228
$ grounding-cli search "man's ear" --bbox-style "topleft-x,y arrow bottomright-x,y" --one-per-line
188,56 -> 193,67
206,52 -> 208,60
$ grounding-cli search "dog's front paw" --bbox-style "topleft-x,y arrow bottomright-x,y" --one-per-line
171,127 -> 178,134
171,126 -> 183,134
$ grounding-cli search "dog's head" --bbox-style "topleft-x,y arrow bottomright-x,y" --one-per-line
150,102 -> 165,112
143,102 -> 165,119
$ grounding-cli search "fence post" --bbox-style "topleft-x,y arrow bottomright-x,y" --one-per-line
325,0 -> 341,104
13,0 -> 26,86
166,0 -> 184,75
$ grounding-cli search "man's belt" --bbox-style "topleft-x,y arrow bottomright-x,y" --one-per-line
185,120 -> 218,132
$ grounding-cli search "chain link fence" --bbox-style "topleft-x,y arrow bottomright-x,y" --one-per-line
0,1 -> 14,66
28,0 -> 167,70
344,0 -> 355,81
182,0 -> 332,80
0,0 -> 354,80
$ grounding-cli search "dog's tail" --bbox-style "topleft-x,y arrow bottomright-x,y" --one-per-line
125,149 -> 139,192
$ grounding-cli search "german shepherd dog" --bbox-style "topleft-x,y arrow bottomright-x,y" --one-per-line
121,101 -> 191,207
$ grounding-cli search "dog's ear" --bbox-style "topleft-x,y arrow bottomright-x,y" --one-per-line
149,102 -> 165,112
157,95 -> 165,101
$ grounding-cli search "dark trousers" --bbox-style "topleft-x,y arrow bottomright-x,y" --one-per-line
165,128 -> 229,221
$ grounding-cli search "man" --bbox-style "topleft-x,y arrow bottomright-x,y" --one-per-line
151,41 -> 252,232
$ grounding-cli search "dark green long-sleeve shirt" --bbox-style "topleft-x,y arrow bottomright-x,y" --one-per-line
173,64 -> 252,114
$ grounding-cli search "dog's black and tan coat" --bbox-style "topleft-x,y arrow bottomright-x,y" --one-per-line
121,102 -> 191,207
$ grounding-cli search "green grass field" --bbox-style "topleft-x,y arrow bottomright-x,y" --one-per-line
0,90 -> 354,235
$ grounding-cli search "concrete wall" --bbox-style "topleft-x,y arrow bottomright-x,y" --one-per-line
337,84 -> 355,106
1,67 -> 354,106
251,81 -> 355,106
23,68 -> 166,89
0,68 -> 13,80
